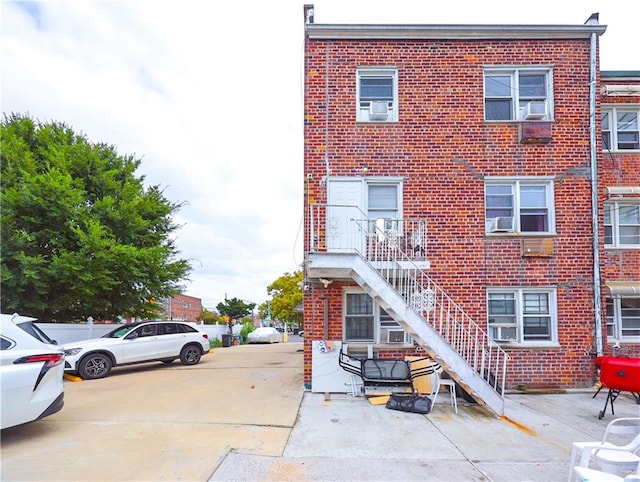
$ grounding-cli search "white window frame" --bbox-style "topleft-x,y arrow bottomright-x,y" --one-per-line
606,297 -> 640,342
343,288 -> 410,345
602,106 -> 640,151
604,202 -> 640,248
487,288 -> 558,345
484,67 -> 554,121
366,180 -> 402,232
485,177 -> 555,235
356,67 -> 398,123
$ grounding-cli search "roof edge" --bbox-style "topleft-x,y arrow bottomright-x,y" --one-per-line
305,24 -> 607,40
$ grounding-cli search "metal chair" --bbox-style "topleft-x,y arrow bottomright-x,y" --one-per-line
405,357 -> 442,409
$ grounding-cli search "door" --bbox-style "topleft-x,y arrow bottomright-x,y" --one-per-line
156,322 -> 185,358
121,324 -> 159,363
327,179 -> 365,253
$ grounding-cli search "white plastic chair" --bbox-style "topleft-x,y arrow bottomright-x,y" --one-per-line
571,435 -> 640,481
436,366 -> 459,414
569,418 -> 640,482
573,460 -> 640,482
439,378 -> 458,413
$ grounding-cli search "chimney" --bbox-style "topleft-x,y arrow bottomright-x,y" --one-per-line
585,13 -> 599,25
304,4 -> 314,24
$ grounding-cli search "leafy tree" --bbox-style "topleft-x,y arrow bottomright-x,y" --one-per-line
0,113 -> 191,321
216,297 -> 255,320
216,297 -> 256,335
197,307 -> 224,325
266,270 -> 303,326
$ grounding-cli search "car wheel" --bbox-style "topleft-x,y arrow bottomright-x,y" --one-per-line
180,345 -> 201,365
79,353 -> 112,379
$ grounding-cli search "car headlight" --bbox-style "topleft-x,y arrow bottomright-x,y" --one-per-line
64,348 -> 83,356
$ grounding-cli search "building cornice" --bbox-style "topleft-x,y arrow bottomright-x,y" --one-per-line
305,24 -> 607,40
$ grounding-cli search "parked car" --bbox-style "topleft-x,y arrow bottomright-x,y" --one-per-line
63,321 -> 210,380
1,313 -> 65,429
299,330 -> 304,338
247,327 -> 282,344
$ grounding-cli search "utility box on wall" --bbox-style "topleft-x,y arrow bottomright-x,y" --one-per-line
521,238 -> 554,257
519,121 -> 553,144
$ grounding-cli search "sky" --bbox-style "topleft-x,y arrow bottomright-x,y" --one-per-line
2,1 -> 638,311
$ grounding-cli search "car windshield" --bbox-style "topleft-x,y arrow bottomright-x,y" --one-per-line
102,325 -> 137,338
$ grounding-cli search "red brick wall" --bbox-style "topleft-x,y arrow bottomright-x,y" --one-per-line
303,35 -> 636,389
599,79 -> 640,359
166,294 -> 202,323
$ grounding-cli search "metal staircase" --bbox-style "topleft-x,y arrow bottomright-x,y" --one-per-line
306,204 -> 508,416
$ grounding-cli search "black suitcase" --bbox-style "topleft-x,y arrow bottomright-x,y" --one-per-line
385,392 -> 432,414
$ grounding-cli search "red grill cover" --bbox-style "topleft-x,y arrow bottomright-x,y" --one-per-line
595,356 -> 640,393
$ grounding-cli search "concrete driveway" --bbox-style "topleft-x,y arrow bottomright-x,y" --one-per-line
0,342 -> 305,481
4,339 -> 640,481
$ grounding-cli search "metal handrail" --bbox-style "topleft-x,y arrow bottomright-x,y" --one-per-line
308,203 -> 508,396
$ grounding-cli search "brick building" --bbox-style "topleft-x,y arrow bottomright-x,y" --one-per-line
302,6 -> 639,415
600,71 -> 640,348
162,294 -> 202,322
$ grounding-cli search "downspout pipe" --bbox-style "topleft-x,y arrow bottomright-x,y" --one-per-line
589,27 -> 603,357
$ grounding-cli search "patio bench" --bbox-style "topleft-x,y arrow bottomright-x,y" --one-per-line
338,349 -> 439,395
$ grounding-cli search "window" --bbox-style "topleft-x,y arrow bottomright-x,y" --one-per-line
380,307 -> 409,344
344,291 -> 409,344
487,288 -> 557,344
137,325 -> 157,337
485,179 -> 554,234
604,202 -> 640,247
1,337 -> 15,350
357,68 -> 398,122
602,108 -> 640,151
368,183 -> 400,231
160,323 -> 176,335
345,293 -> 374,342
484,68 -> 553,121
606,297 -> 640,340
177,323 -> 198,334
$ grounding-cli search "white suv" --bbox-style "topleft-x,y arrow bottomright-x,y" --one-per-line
63,321 -> 210,380
1,313 -> 65,429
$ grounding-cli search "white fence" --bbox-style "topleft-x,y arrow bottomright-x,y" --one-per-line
35,322 -> 241,345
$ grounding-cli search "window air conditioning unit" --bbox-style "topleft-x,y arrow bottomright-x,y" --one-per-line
489,216 -> 514,233
369,101 -> 389,120
491,327 -> 517,343
387,329 -> 405,343
523,101 -> 547,120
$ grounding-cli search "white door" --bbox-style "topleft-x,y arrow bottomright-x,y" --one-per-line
327,179 -> 364,253
121,325 -> 159,363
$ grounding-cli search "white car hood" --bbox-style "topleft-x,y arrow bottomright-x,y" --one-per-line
63,337 -> 124,350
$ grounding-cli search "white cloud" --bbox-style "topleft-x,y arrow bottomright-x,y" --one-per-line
2,0 -> 637,309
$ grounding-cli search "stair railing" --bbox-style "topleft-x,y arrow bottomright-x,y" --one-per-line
308,204 -> 508,396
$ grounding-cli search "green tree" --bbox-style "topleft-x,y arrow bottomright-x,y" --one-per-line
216,297 -> 256,335
197,307 -> 224,324
266,270 -> 303,326
0,114 -> 191,321
216,297 -> 256,320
